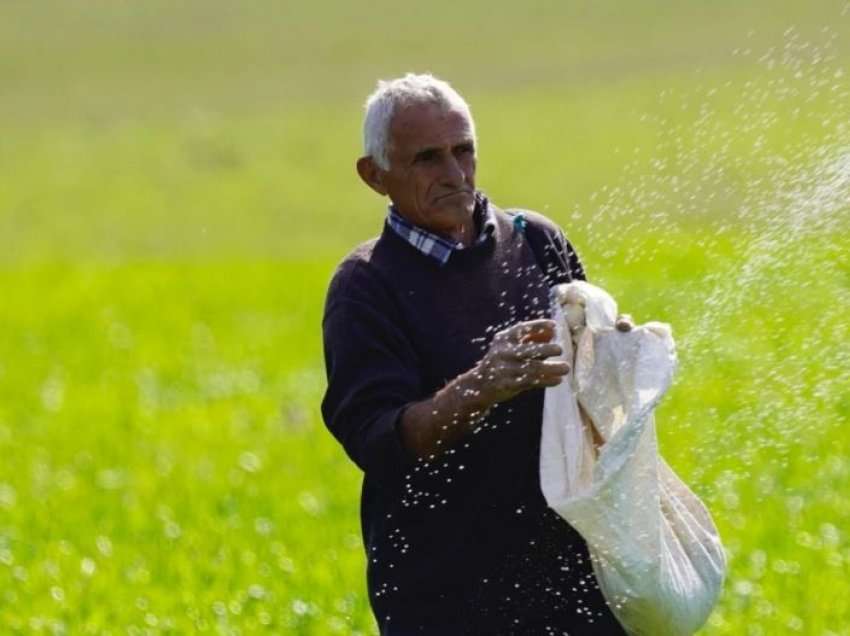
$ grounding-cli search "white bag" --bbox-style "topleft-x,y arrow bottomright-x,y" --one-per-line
540,281 -> 726,636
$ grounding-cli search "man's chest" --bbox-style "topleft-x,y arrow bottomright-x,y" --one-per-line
396,246 -> 551,392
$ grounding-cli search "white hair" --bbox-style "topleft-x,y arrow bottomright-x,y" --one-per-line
362,73 -> 476,170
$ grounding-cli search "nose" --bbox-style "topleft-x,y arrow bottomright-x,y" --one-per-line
442,154 -> 467,187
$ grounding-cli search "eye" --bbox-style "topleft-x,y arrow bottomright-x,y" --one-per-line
414,149 -> 439,163
455,143 -> 475,156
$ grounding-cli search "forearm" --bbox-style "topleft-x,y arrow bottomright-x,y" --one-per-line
398,367 -> 493,459
398,318 -> 568,459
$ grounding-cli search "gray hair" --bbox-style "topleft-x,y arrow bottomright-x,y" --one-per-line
362,73 -> 476,170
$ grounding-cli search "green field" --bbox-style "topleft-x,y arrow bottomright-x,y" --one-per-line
2,2 -> 849,634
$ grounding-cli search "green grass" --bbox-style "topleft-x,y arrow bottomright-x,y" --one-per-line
2,1 -> 850,633
0,263 -> 374,633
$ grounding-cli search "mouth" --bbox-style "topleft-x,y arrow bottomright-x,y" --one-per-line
436,190 -> 473,202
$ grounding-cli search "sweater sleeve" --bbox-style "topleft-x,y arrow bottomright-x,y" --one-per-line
321,273 -> 421,482
512,208 -> 587,284
557,228 -> 587,282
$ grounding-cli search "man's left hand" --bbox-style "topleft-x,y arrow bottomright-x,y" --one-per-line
615,314 -> 635,332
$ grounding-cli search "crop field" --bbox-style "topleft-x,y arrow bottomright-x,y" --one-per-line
1,1 -> 849,634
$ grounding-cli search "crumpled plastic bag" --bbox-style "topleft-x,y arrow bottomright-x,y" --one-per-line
540,281 -> 726,636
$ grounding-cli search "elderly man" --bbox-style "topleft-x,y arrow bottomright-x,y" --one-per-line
322,74 -> 627,635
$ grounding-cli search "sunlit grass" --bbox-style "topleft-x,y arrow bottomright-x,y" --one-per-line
0,263 -> 374,633
1,227 -> 848,633
2,1 -> 850,633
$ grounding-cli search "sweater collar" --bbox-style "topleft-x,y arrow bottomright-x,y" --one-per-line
386,192 -> 496,265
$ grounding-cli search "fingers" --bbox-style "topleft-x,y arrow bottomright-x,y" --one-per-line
535,359 -> 571,377
615,313 -> 635,332
511,342 -> 563,361
475,348 -> 570,404
506,361 -> 569,391
481,320 -> 570,399
512,359 -> 570,382
539,374 -> 567,388
502,319 -> 557,344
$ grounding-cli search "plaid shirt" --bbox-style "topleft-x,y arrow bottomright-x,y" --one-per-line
387,193 -> 497,265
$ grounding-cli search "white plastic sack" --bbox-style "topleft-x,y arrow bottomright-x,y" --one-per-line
540,281 -> 726,636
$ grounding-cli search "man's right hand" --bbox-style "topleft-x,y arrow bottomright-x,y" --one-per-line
468,319 -> 570,408
400,319 -> 569,459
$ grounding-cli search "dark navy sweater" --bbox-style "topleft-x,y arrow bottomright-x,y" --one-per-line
321,205 -> 626,635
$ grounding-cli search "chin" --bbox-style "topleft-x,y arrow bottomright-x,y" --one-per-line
434,203 -> 473,223
417,208 -> 465,236
440,195 -> 475,214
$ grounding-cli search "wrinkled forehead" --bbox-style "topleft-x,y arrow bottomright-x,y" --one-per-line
388,102 -> 476,153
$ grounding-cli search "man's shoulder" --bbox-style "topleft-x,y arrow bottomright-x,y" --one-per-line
494,204 -> 564,238
490,201 -> 586,282
339,236 -> 381,270
328,236 -> 379,288
325,236 -> 393,311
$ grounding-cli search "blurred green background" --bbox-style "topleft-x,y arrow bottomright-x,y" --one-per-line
1,1 -> 849,634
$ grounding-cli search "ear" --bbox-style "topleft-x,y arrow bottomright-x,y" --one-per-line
356,156 -> 388,196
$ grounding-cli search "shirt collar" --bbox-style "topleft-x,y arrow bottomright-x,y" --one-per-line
386,192 -> 496,265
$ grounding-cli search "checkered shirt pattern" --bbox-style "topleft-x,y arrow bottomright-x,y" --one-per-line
386,193 -> 497,265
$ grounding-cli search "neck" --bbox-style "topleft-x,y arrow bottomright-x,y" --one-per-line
443,217 -> 477,246
390,198 -> 482,246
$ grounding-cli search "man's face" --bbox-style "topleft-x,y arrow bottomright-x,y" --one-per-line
378,102 -> 477,236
